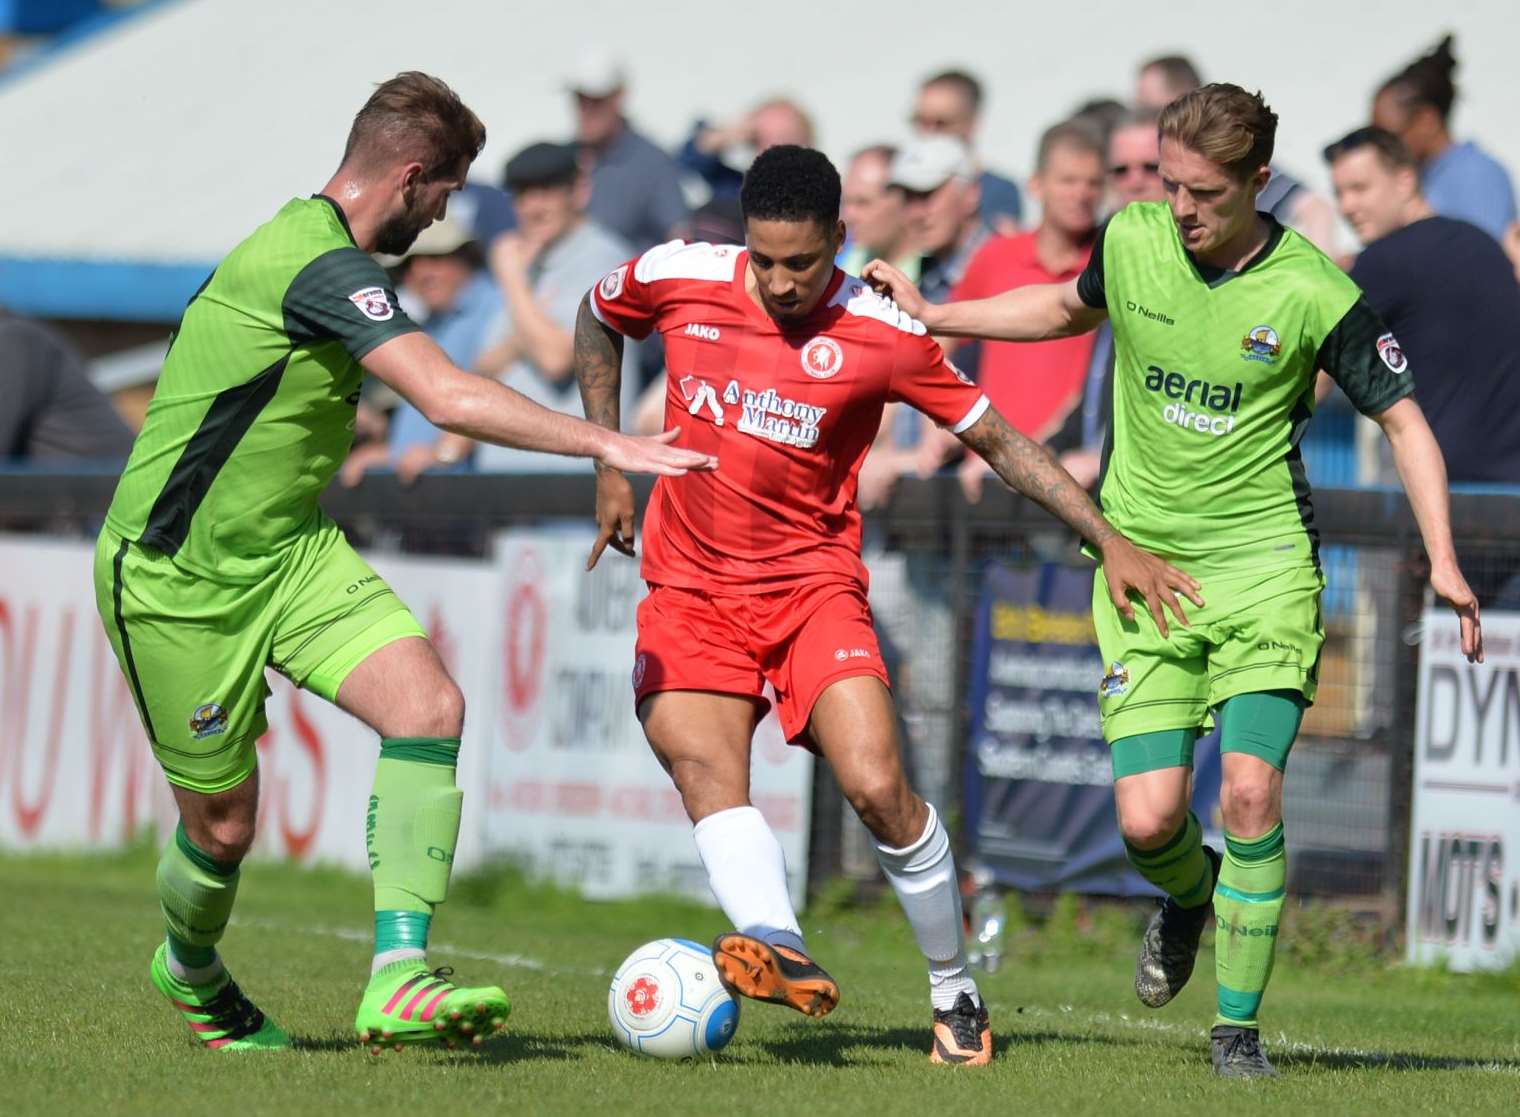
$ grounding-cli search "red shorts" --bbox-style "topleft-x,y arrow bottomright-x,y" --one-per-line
632,580 -> 890,746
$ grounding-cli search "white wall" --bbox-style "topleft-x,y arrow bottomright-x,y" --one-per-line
1,0 -> 1514,261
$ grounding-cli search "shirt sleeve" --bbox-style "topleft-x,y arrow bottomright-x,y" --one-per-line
1317,296 -> 1415,417
888,332 -> 990,433
588,245 -> 669,340
1075,219 -> 1109,309
282,247 -> 421,361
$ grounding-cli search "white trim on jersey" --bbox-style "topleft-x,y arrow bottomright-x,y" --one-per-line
588,288 -> 611,328
828,276 -> 927,336
632,239 -> 742,284
949,394 -> 990,434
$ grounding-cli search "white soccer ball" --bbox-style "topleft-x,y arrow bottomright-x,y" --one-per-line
607,938 -> 740,1060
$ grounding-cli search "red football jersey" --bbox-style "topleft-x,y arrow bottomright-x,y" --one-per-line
591,241 -> 988,593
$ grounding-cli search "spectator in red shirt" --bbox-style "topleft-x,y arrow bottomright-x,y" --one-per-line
935,121 -> 1105,500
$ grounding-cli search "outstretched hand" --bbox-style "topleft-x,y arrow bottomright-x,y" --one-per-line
587,468 -> 637,570
599,426 -> 717,477
1431,560 -> 1484,663
1101,537 -> 1205,639
861,258 -> 929,323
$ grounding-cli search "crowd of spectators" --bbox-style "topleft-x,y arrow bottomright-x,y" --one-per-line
7,35 -> 1520,493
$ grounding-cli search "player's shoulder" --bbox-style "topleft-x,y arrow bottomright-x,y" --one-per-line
825,273 -> 929,339
1272,223 -> 1359,298
632,239 -> 743,285
1108,200 -> 1172,239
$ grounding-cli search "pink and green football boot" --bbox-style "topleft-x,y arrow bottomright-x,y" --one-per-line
150,943 -> 290,1051
355,961 -> 511,1054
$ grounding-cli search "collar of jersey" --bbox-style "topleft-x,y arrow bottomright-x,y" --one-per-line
311,194 -> 358,247
731,251 -> 847,333
1183,213 -> 1285,290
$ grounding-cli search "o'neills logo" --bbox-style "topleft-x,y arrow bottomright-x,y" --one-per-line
1145,365 -> 1243,437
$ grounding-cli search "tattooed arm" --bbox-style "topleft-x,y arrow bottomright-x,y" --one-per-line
576,293 -> 638,570
957,408 -> 1203,636
576,293 -> 627,438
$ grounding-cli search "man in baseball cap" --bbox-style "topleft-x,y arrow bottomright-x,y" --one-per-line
890,135 -> 991,305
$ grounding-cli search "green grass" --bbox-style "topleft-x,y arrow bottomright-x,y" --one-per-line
4,849 -> 1517,1116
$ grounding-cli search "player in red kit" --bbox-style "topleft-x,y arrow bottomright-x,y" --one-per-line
574,145 -> 1200,1065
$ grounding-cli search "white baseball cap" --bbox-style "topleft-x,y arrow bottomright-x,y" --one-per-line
889,135 -> 976,192
565,46 -> 626,98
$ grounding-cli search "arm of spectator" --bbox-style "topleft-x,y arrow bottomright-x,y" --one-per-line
863,261 -> 1104,341
1374,397 -> 1482,662
956,407 -> 1202,636
491,233 -> 574,383
472,331 -> 524,377
630,374 -> 667,436
338,439 -> 393,488
359,331 -> 714,475
1288,190 -> 1340,256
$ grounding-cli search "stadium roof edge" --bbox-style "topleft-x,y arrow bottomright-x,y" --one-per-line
0,0 -> 186,94
0,256 -> 210,322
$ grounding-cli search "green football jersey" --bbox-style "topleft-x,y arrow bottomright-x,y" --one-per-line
1078,202 -> 1413,574
105,196 -> 419,582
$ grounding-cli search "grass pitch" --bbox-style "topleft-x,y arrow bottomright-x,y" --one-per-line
4,848 -> 1517,1116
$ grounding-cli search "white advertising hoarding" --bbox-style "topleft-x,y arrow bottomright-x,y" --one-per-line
0,532 -> 813,909
1407,609 -> 1520,971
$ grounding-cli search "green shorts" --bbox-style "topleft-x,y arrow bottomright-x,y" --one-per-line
1091,562 -> 1325,744
94,515 -> 424,794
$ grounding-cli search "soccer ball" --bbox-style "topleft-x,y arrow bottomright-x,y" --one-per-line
608,938 -> 740,1059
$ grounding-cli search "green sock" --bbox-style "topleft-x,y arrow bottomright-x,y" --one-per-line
1214,823 -> 1286,1028
158,822 -> 241,971
1125,812 -> 1214,908
368,737 -> 463,965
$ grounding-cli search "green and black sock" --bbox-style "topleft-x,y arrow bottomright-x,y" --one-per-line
1214,823 -> 1286,1029
1125,811 -> 1215,908
157,821 -> 241,983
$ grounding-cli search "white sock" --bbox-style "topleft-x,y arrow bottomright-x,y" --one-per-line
371,948 -> 426,975
875,804 -> 980,1012
165,941 -> 225,985
693,805 -> 806,953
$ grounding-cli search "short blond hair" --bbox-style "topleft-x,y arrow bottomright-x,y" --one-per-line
1158,83 -> 1276,179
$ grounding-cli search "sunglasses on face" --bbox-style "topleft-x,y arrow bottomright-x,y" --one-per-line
911,114 -> 959,132
1110,162 -> 1161,178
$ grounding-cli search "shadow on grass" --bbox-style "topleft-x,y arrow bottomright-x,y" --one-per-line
1275,1047 -> 1520,1074
755,1023 -> 1146,1067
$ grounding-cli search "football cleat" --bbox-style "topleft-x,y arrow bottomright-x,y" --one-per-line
711,933 -> 839,1018
354,962 -> 511,1053
929,991 -> 992,1066
1135,845 -> 1222,1008
149,943 -> 289,1051
1211,1024 -> 1279,1078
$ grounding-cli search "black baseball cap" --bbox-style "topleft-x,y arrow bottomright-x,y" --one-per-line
503,142 -> 579,191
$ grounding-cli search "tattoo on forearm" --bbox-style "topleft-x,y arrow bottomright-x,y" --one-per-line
574,295 -> 625,433
961,411 -> 1116,548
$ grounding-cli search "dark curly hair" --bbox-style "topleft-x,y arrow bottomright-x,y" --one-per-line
739,145 -> 840,232
1380,34 -> 1458,122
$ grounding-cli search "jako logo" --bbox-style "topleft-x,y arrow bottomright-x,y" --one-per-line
685,322 -> 721,342
1145,365 -> 1244,437
833,647 -> 871,661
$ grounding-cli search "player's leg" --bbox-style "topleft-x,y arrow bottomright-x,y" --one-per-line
92,527 -> 288,1051
1209,692 -> 1299,1079
1113,743 -> 1220,1008
807,675 -> 991,1065
272,521 -> 504,1051
1091,567 -> 1218,1009
773,582 -> 987,1063
632,585 -> 838,1017
1203,566 -> 1322,1078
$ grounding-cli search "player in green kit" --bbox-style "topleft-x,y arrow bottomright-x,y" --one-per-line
866,84 -> 1483,1078
94,72 -> 714,1054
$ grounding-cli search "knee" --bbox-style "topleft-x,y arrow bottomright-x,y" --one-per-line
1220,776 -> 1278,834
1119,803 -> 1189,850
188,811 -> 256,864
416,680 -> 466,738
843,772 -> 916,845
